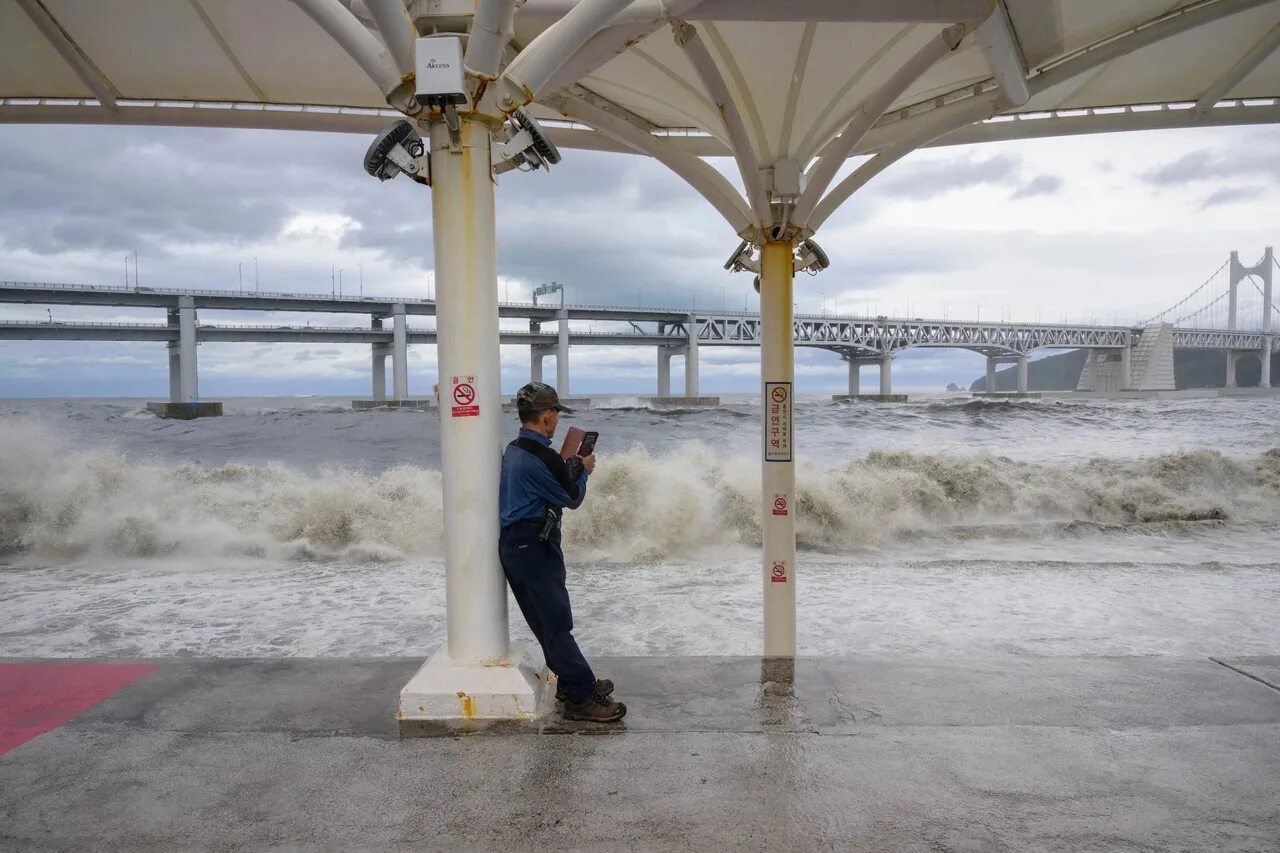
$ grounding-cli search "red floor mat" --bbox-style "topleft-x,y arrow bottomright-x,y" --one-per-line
0,663 -> 158,756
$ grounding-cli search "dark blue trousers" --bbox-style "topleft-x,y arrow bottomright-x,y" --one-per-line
498,523 -> 597,703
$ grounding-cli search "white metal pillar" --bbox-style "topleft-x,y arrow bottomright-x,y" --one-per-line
985,357 -> 997,392
760,241 -> 795,657
1016,355 -> 1029,393
685,313 -> 699,397
556,308 -> 570,394
392,303 -> 408,399
657,347 -> 673,397
400,113 -> 538,724
428,116 -> 508,664
879,353 -> 892,396
178,295 -> 198,402
1226,351 -> 1238,388
847,359 -> 860,396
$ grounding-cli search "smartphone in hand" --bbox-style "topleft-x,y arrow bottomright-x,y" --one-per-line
577,431 -> 598,457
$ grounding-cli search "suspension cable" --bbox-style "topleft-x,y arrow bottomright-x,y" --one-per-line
1139,259 -> 1228,325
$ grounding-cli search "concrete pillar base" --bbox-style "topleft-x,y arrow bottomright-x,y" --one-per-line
831,394 -> 908,402
636,396 -> 720,406
351,399 -> 434,410
146,401 -> 223,419
398,646 -> 547,735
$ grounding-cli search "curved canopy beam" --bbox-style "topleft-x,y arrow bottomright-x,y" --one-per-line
791,21 -> 972,231
465,0 -> 519,81
516,0 -> 994,25
673,20 -> 771,224
289,0 -> 419,115
365,0 -> 419,79
552,93 -> 755,237
500,0 -> 638,110
806,94 -> 1000,233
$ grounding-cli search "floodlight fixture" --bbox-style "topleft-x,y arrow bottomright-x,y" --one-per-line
363,120 -> 429,185
493,109 -> 563,174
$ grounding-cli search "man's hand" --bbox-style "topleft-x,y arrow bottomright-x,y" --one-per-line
581,453 -> 596,474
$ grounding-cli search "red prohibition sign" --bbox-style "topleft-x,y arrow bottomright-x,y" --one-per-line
453,383 -> 476,406
771,386 -> 788,403
773,496 -> 787,511
771,562 -> 786,577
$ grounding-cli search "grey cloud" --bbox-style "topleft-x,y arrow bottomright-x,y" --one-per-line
1199,186 -> 1266,209
875,153 -> 1022,201
1011,174 -> 1063,199
1142,142 -> 1280,187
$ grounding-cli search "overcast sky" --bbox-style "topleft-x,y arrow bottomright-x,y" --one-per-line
1,120 -> 1277,398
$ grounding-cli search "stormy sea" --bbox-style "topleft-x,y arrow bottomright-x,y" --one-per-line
1,394 -> 1277,660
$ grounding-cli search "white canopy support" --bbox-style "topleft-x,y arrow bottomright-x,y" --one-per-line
539,0 -> 707,97
1029,0 -> 1276,98
14,0 -> 121,110
500,0 -> 638,110
517,0 -> 992,25
365,0 -> 419,79
790,21 -> 971,231
806,94 -> 1000,233
554,94 -> 755,236
673,20 -> 772,225
187,0 -> 269,102
976,0 -> 1029,107
465,0 -> 520,81
1193,21 -> 1280,116
289,0 -> 420,115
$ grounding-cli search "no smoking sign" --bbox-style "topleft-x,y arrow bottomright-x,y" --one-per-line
450,375 -> 480,418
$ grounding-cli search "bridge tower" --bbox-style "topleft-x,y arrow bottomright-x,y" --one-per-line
1227,247 -> 1273,387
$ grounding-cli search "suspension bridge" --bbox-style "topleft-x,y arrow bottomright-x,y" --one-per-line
0,249 -> 1275,405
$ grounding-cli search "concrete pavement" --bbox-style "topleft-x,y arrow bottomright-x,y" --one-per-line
1,655 -> 1278,851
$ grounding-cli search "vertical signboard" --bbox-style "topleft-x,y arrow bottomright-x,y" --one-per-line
764,381 -> 792,462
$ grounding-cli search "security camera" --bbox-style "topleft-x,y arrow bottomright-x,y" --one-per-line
795,238 -> 830,274
493,109 -> 562,174
363,120 -> 429,185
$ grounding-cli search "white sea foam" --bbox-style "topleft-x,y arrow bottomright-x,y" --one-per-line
2,417 -> 1278,565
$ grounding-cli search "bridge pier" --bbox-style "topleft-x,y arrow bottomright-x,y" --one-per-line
657,347 -> 673,397
371,315 -> 387,401
166,308 -> 180,402
1016,355 -> 1029,393
178,295 -> 198,402
1264,338 -> 1274,388
847,358 -> 860,396
372,345 -> 389,401
985,358 -> 997,392
392,303 -> 408,398
557,308 -> 570,394
685,313 -> 699,397
879,353 -> 892,395
148,295 -> 221,418
1226,350 -> 1239,388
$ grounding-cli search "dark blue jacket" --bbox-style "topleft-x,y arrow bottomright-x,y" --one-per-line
499,427 -> 590,528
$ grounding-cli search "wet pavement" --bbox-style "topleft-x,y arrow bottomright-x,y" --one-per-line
1,655 -> 1278,851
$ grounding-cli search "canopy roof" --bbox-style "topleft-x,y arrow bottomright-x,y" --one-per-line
3,1 -> 1278,146
4,0 -> 1279,235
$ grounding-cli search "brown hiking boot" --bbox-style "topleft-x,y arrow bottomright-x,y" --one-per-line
561,689 -> 627,723
555,678 -> 614,702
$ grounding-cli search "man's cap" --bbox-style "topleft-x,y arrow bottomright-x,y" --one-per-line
516,381 -> 573,414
